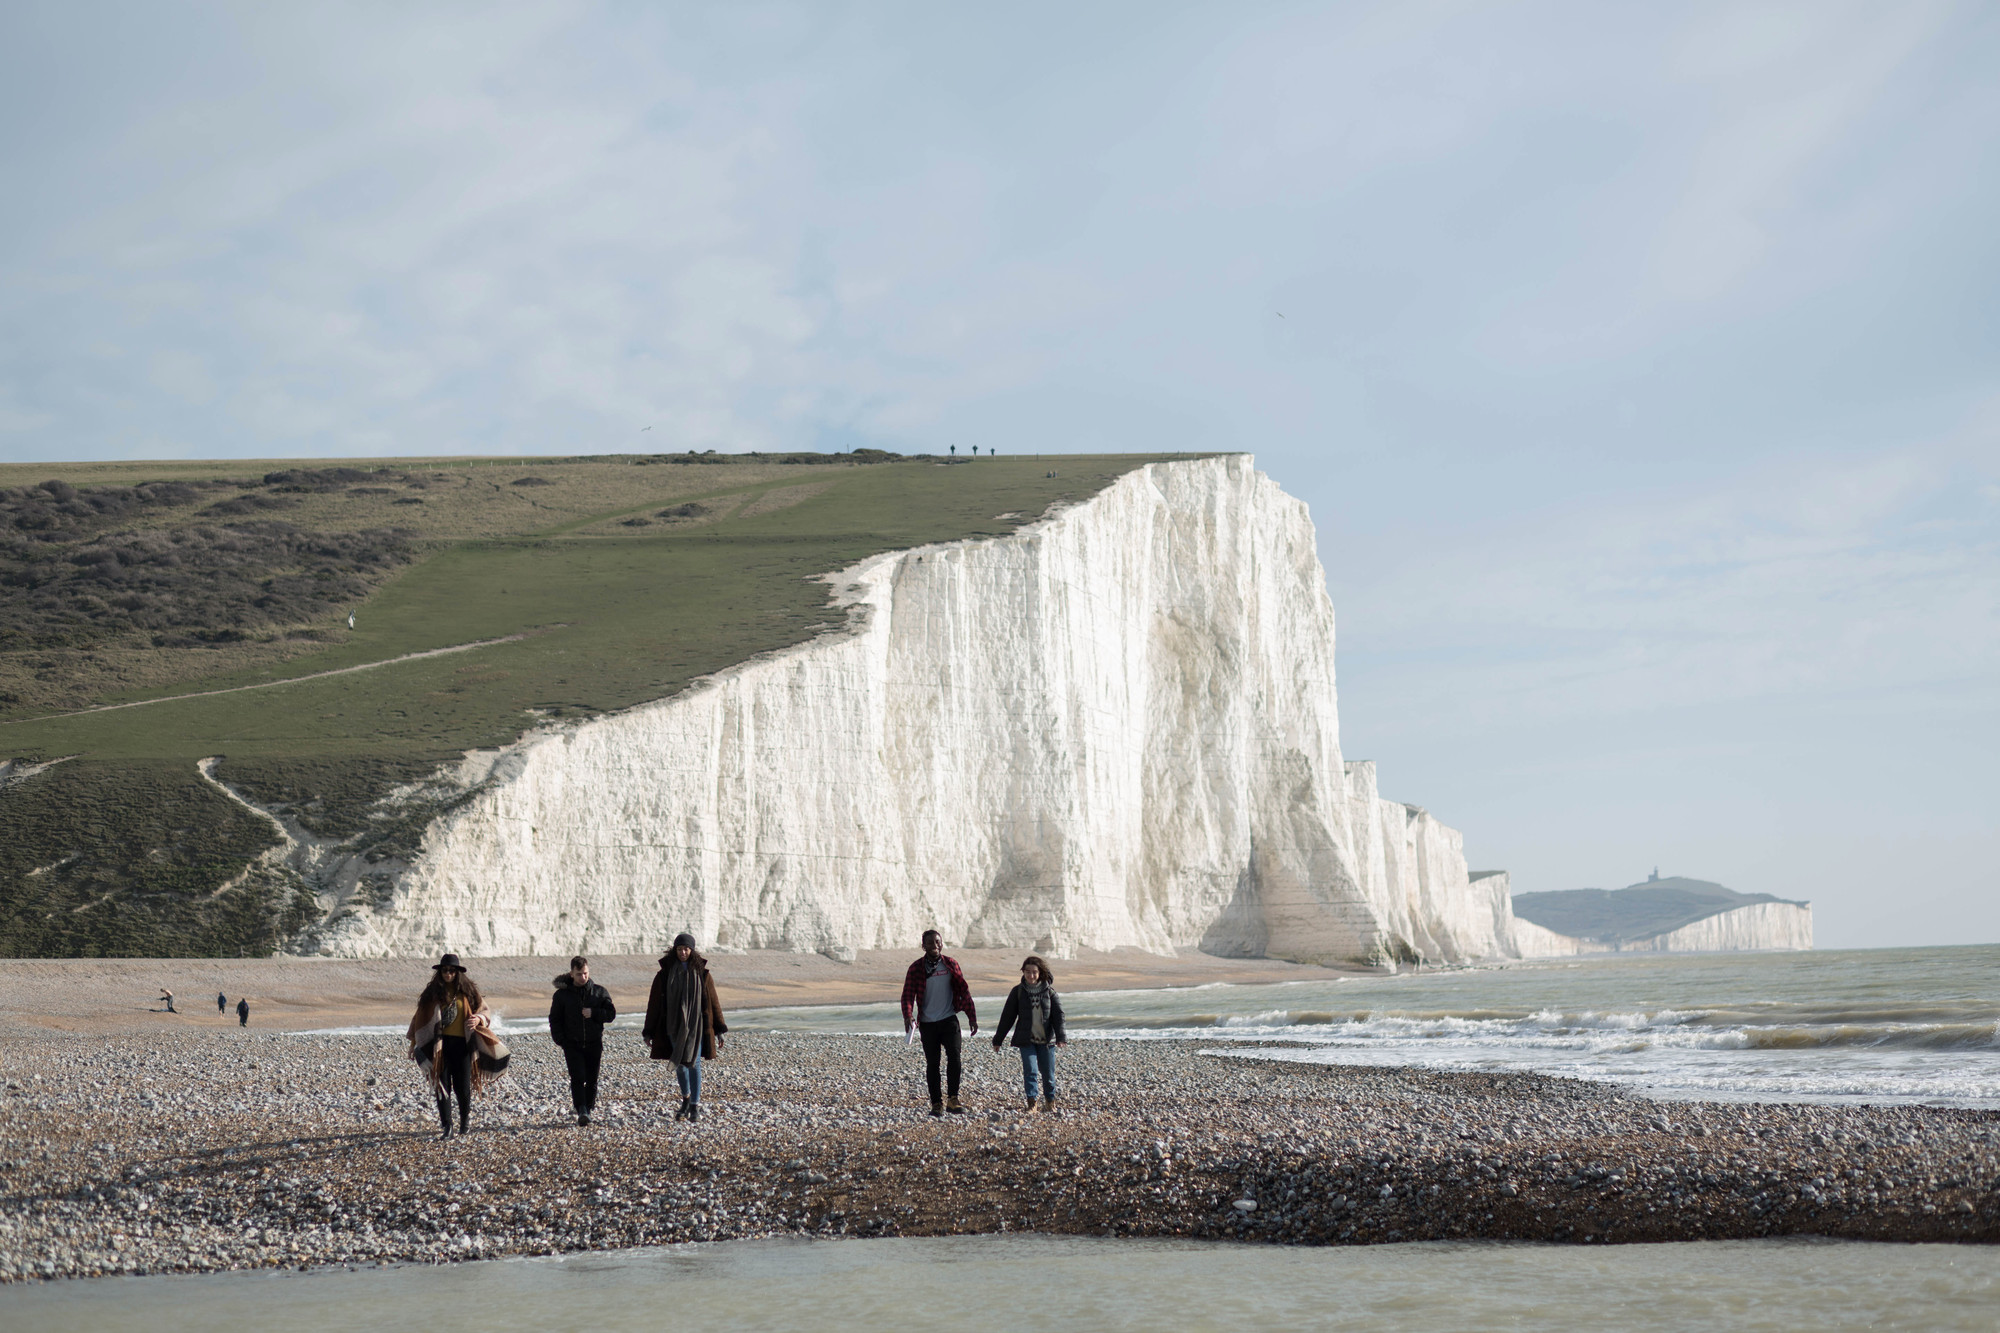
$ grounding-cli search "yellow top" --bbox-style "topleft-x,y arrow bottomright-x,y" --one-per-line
440,998 -> 467,1038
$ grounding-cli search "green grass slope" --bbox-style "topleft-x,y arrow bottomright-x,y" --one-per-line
1,452 -> 1183,955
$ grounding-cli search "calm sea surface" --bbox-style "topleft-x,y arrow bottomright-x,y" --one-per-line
732,945 -> 2000,1107
5,1235 -> 1996,1332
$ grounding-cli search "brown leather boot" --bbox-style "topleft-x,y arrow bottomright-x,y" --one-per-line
1023,1098 -> 1040,1114
1041,1095 -> 1056,1115
946,1095 -> 966,1114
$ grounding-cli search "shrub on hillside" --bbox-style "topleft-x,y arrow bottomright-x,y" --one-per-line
0,478 -> 418,649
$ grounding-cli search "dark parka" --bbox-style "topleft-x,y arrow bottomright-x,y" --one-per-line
642,952 -> 728,1061
548,975 -> 617,1049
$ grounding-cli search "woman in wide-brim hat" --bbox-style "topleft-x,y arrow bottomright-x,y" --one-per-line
407,952 -> 508,1140
642,933 -> 727,1123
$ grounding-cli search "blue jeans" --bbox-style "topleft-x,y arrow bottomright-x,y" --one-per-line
676,1055 -> 702,1103
1019,1043 -> 1056,1100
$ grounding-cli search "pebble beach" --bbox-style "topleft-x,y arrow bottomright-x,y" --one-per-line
3,1026 -> 1997,1283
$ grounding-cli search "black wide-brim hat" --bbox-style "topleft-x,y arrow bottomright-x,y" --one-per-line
432,952 -> 465,972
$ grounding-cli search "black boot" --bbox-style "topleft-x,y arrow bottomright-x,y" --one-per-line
437,1097 -> 453,1141
688,1101 -> 700,1124
674,1096 -> 690,1122
459,1107 -> 470,1137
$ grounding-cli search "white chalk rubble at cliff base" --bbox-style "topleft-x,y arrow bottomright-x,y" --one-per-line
308,457 -> 1801,965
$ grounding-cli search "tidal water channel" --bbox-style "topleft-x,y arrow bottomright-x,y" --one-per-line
5,1233 -> 1997,1332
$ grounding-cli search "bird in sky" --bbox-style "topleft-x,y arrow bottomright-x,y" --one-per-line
641,426 -> 653,432
1275,312 -> 1285,318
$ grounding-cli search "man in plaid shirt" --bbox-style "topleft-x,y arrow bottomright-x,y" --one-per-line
901,930 -> 978,1116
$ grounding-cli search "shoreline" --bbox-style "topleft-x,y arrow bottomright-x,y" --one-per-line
0,948 -> 1372,1035
1,1028 -> 1994,1284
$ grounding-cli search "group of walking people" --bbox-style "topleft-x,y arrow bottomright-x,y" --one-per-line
407,933 -> 728,1138
899,928 -> 1067,1116
154,988 -> 250,1025
404,929 -> 1063,1137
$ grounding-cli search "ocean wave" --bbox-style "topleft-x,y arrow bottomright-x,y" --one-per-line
1063,1003 -> 2000,1049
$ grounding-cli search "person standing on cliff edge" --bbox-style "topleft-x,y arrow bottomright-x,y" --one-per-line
901,930 -> 978,1116
549,955 -> 616,1126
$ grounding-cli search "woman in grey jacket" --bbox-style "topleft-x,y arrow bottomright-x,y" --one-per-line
991,955 -> 1067,1114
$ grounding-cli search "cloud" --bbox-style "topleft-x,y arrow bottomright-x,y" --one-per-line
1644,2 -> 1954,305
1332,415 -> 2000,729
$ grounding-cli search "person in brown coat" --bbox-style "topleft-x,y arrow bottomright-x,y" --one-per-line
642,932 -> 726,1123
407,952 -> 500,1140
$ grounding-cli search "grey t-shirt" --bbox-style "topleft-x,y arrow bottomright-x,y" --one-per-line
920,961 -> 955,1023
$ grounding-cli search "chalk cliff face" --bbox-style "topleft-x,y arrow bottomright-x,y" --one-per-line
1642,902 -> 1814,952
311,457 -> 1523,964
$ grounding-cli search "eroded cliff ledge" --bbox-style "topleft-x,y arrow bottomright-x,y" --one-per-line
303,456 -> 1539,966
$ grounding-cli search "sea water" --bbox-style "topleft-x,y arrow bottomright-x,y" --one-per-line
734,945 -> 2000,1107
4,1234 -> 1996,1332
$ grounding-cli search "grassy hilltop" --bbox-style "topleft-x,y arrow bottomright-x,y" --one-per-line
0,451 -> 1179,956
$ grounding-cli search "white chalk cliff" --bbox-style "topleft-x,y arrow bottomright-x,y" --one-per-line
309,457 -> 1567,963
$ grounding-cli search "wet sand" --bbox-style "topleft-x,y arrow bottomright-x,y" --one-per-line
0,948 -> 1363,1033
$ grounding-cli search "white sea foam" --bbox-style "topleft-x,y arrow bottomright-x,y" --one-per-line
731,944 -> 2000,1107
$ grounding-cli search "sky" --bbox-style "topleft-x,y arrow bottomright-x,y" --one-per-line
2,2 -> 1995,947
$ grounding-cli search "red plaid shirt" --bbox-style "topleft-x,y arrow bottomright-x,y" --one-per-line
901,953 -> 976,1030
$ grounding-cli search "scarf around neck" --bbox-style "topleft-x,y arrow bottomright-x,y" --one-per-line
663,959 -> 705,1066
1022,980 -> 1052,1044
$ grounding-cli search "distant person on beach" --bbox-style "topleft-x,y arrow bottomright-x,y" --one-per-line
217,992 -> 226,1013
159,989 -> 175,1013
236,998 -> 249,1026
992,955 -> 1067,1114
407,953 -> 505,1141
901,930 -> 978,1116
550,954 -> 617,1126
643,933 -> 726,1124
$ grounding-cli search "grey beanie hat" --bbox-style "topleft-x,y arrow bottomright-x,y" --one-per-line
673,932 -> 697,950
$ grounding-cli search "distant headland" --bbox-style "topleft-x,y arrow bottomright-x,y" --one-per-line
1506,874 -> 1813,954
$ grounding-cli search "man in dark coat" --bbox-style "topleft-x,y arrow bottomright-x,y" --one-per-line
236,997 -> 249,1026
642,933 -> 726,1123
549,954 -> 617,1126
900,929 -> 978,1116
